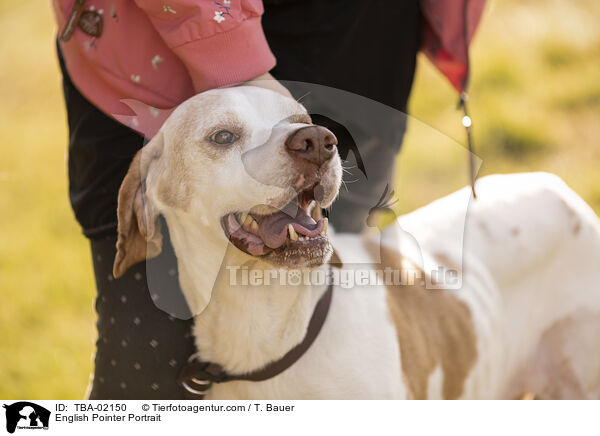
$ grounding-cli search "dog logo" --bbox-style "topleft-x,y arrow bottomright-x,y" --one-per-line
2,402 -> 50,434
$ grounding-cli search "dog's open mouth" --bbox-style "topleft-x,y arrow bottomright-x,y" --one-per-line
221,184 -> 331,267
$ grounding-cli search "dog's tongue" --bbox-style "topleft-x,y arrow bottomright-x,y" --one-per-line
258,205 -> 320,249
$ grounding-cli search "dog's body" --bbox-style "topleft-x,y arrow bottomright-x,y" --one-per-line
113,86 -> 600,399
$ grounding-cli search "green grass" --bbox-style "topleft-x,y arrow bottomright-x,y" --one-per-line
0,1 -> 96,398
1,0 -> 599,398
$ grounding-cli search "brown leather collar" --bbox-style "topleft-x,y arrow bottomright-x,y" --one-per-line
177,280 -> 334,399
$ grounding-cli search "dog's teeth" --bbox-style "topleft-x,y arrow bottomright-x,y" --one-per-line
250,219 -> 259,234
240,212 -> 248,224
322,217 -> 328,235
243,214 -> 254,229
288,224 -> 298,241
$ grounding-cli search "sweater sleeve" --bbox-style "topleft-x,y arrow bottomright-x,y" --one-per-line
420,0 -> 487,92
133,0 -> 276,92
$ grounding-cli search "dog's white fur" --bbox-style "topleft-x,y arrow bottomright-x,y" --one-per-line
116,86 -> 600,399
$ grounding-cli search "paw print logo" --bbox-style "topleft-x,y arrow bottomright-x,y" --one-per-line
287,270 -> 302,286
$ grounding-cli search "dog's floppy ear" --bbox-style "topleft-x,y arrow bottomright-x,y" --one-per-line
113,133 -> 164,278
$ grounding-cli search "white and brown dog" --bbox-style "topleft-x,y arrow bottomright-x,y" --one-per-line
112,86 -> 600,399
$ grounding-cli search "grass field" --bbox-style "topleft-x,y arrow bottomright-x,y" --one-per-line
1,0 -> 599,399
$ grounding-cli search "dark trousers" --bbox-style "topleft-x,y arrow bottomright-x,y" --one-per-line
60,0 -> 420,399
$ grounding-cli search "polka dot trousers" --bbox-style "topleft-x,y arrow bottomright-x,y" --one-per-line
88,233 -> 195,399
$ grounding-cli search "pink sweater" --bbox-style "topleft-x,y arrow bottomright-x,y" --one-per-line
54,0 -> 276,137
54,0 -> 485,138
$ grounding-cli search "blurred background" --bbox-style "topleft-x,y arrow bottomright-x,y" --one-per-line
0,0 -> 599,398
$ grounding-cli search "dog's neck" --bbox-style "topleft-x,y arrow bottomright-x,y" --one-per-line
164,212 -> 329,375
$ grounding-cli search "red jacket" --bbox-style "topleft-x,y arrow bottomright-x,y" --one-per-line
53,0 -> 485,138
421,0 -> 486,92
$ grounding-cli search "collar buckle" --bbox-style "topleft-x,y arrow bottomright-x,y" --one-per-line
177,359 -> 228,398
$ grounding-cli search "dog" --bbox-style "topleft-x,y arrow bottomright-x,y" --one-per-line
111,85 -> 600,399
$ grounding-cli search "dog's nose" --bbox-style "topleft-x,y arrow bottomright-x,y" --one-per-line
285,125 -> 337,167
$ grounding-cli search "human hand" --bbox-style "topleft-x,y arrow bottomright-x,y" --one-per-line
237,72 -> 293,98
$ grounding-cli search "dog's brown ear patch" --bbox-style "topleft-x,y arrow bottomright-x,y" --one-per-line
113,134 -> 164,278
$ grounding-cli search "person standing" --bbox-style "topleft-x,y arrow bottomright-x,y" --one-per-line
53,0 -> 484,399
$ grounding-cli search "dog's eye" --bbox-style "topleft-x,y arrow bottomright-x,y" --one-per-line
210,130 -> 237,145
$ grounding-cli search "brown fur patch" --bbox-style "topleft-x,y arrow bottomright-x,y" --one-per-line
113,135 -> 164,278
156,164 -> 192,212
431,252 -> 463,275
365,241 -> 478,399
505,312 -> 597,400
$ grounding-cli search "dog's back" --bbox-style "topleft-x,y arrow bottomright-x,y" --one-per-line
381,172 -> 600,399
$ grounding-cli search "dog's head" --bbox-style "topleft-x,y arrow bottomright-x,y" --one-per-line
113,86 -> 343,278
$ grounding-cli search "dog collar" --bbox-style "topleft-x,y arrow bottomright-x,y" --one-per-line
177,280 -> 334,399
